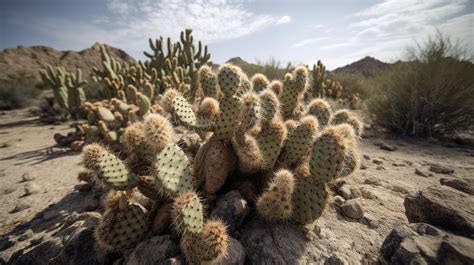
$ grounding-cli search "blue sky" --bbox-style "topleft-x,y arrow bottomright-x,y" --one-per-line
1,0 -> 473,69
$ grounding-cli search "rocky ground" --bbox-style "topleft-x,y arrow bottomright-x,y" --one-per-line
0,109 -> 473,264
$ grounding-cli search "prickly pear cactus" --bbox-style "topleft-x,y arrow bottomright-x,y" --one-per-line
291,176 -> 328,225
256,169 -> 295,220
97,149 -> 138,190
279,116 -> 319,166
171,191 -> 203,234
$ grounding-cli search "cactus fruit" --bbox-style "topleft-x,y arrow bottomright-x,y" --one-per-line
153,144 -> 193,196
96,193 -> 147,250
309,125 -> 356,182
256,169 -> 295,220
171,191 -> 204,234
306,99 -> 332,128
180,220 -> 229,265
144,114 -> 174,152
291,177 -> 328,225
251,74 -> 269,93
279,115 -> 319,166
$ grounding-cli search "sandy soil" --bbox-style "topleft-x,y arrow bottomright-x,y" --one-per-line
0,109 -> 473,263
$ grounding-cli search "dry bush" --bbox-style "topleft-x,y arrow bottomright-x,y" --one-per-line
368,33 -> 474,137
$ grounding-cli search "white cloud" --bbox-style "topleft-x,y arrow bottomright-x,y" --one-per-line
36,0 -> 291,57
290,37 -> 327,48
276,15 -> 292,25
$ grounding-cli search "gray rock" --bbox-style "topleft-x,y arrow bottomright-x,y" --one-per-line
240,216 -> 327,264
360,187 -> 376,200
429,164 -> 454,174
21,173 -> 35,182
404,186 -> 474,239
372,159 -> 383,165
376,166 -> 385,170
162,256 -> 185,265
364,177 -> 381,186
379,143 -> 397,151
332,195 -> 345,206
9,237 -> 63,265
211,191 -> 250,234
381,223 -> 474,264
337,185 -> 352,200
360,164 -> 367,170
392,162 -> 406,167
3,187 -> 16,194
363,154 -> 370,160
440,177 -> 474,195
0,236 -> 14,251
23,183 -> 40,196
126,235 -> 179,265
18,229 -> 34,242
341,199 -> 364,220
325,254 -> 348,265
219,237 -> 246,265
10,202 -> 30,213
415,168 -> 432,177
363,214 -> 379,229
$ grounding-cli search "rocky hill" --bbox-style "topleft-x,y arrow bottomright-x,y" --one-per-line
332,56 -> 391,77
0,43 -> 135,89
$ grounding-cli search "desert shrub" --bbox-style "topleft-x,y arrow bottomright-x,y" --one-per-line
241,57 -> 294,80
331,72 -> 369,99
368,33 -> 474,137
0,73 -> 41,110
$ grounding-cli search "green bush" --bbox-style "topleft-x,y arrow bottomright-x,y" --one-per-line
331,72 -> 368,99
0,73 -> 41,110
368,33 -> 474,137
240,57 -> 294,80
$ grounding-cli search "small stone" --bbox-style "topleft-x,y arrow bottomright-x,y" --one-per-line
337,185 -> 352,200
363,154 -> 370,160
391,185 -> 409,194
30,236 -> 43,246
350,187 -> 361,198
372,159 -> 383,165
429,164 -> 454,174
21,173 -> 35,182
404,160 -> 414,166
0,236 -> 14,251
333,195 -> 345,206
325,253 -> 348,265
440,177 -> 474,195
364,177 -> 381,186
392,162 -> 406,167
73,183 -> 92,192
376,166 -> 385,170
10,202 -> 30,213
364,214 -> 379,229
360,187 -> 376,199
341,199 -> 364,220
360,164 -> 367,170
24,183 -> 40,196
3,187 -> 16,194
0,143 -> 10,148
380,143 -> 397,151
415,168 -> 431,177
18,229 -> 33,242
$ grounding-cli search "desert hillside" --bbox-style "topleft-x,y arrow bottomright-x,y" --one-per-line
0,43 -> 135,87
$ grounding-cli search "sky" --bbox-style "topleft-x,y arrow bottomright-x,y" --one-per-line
1,0 -> 473,69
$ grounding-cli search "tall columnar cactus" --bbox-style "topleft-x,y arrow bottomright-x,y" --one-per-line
311,60 -> 326,98
39,65 -> 86,119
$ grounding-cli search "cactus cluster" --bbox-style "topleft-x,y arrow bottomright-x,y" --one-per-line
80,62 -> 363,261
39,65 -> 87,119
92,29 -> 210,103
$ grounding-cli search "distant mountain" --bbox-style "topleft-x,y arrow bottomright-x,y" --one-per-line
332,56 -> 391,77
0,43 -> 135,89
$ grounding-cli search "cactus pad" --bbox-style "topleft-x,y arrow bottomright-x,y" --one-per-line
218,64 -> 241,96
154,144 -> 193,196
306,99 -> 332,128
257,169 -> 295,220
213,95 -> 241,140
291,177 -> 328,225
97,107 -> 115,122
279,116 -> 319,166
97,150 -> 138,190
171,191 -> 203,234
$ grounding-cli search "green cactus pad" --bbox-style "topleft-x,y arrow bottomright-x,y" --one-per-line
97,107 -> 115,122
213,95 -> 241,140
291,177 -> 327,225
171,192 -> 203,234
136,92 -> 151,115
218,65 -> 241,96
172,96 -> 214,130
309,130 -> 348,182
280,117 -> 318,166
306,99 -> 332,128
256,122 -> 286,170
96,203 -> 147,250
154,144 -> 193,196
97,150 -> 138,190
339,149 -> 360,178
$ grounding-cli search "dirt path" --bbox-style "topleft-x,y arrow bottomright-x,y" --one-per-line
0,109 -> 472,263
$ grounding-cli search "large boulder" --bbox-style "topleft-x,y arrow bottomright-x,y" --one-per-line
126,235 -> 180,265
211,191 -> 250,234
404,186 -> 474,239
381,223 -> 474,264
